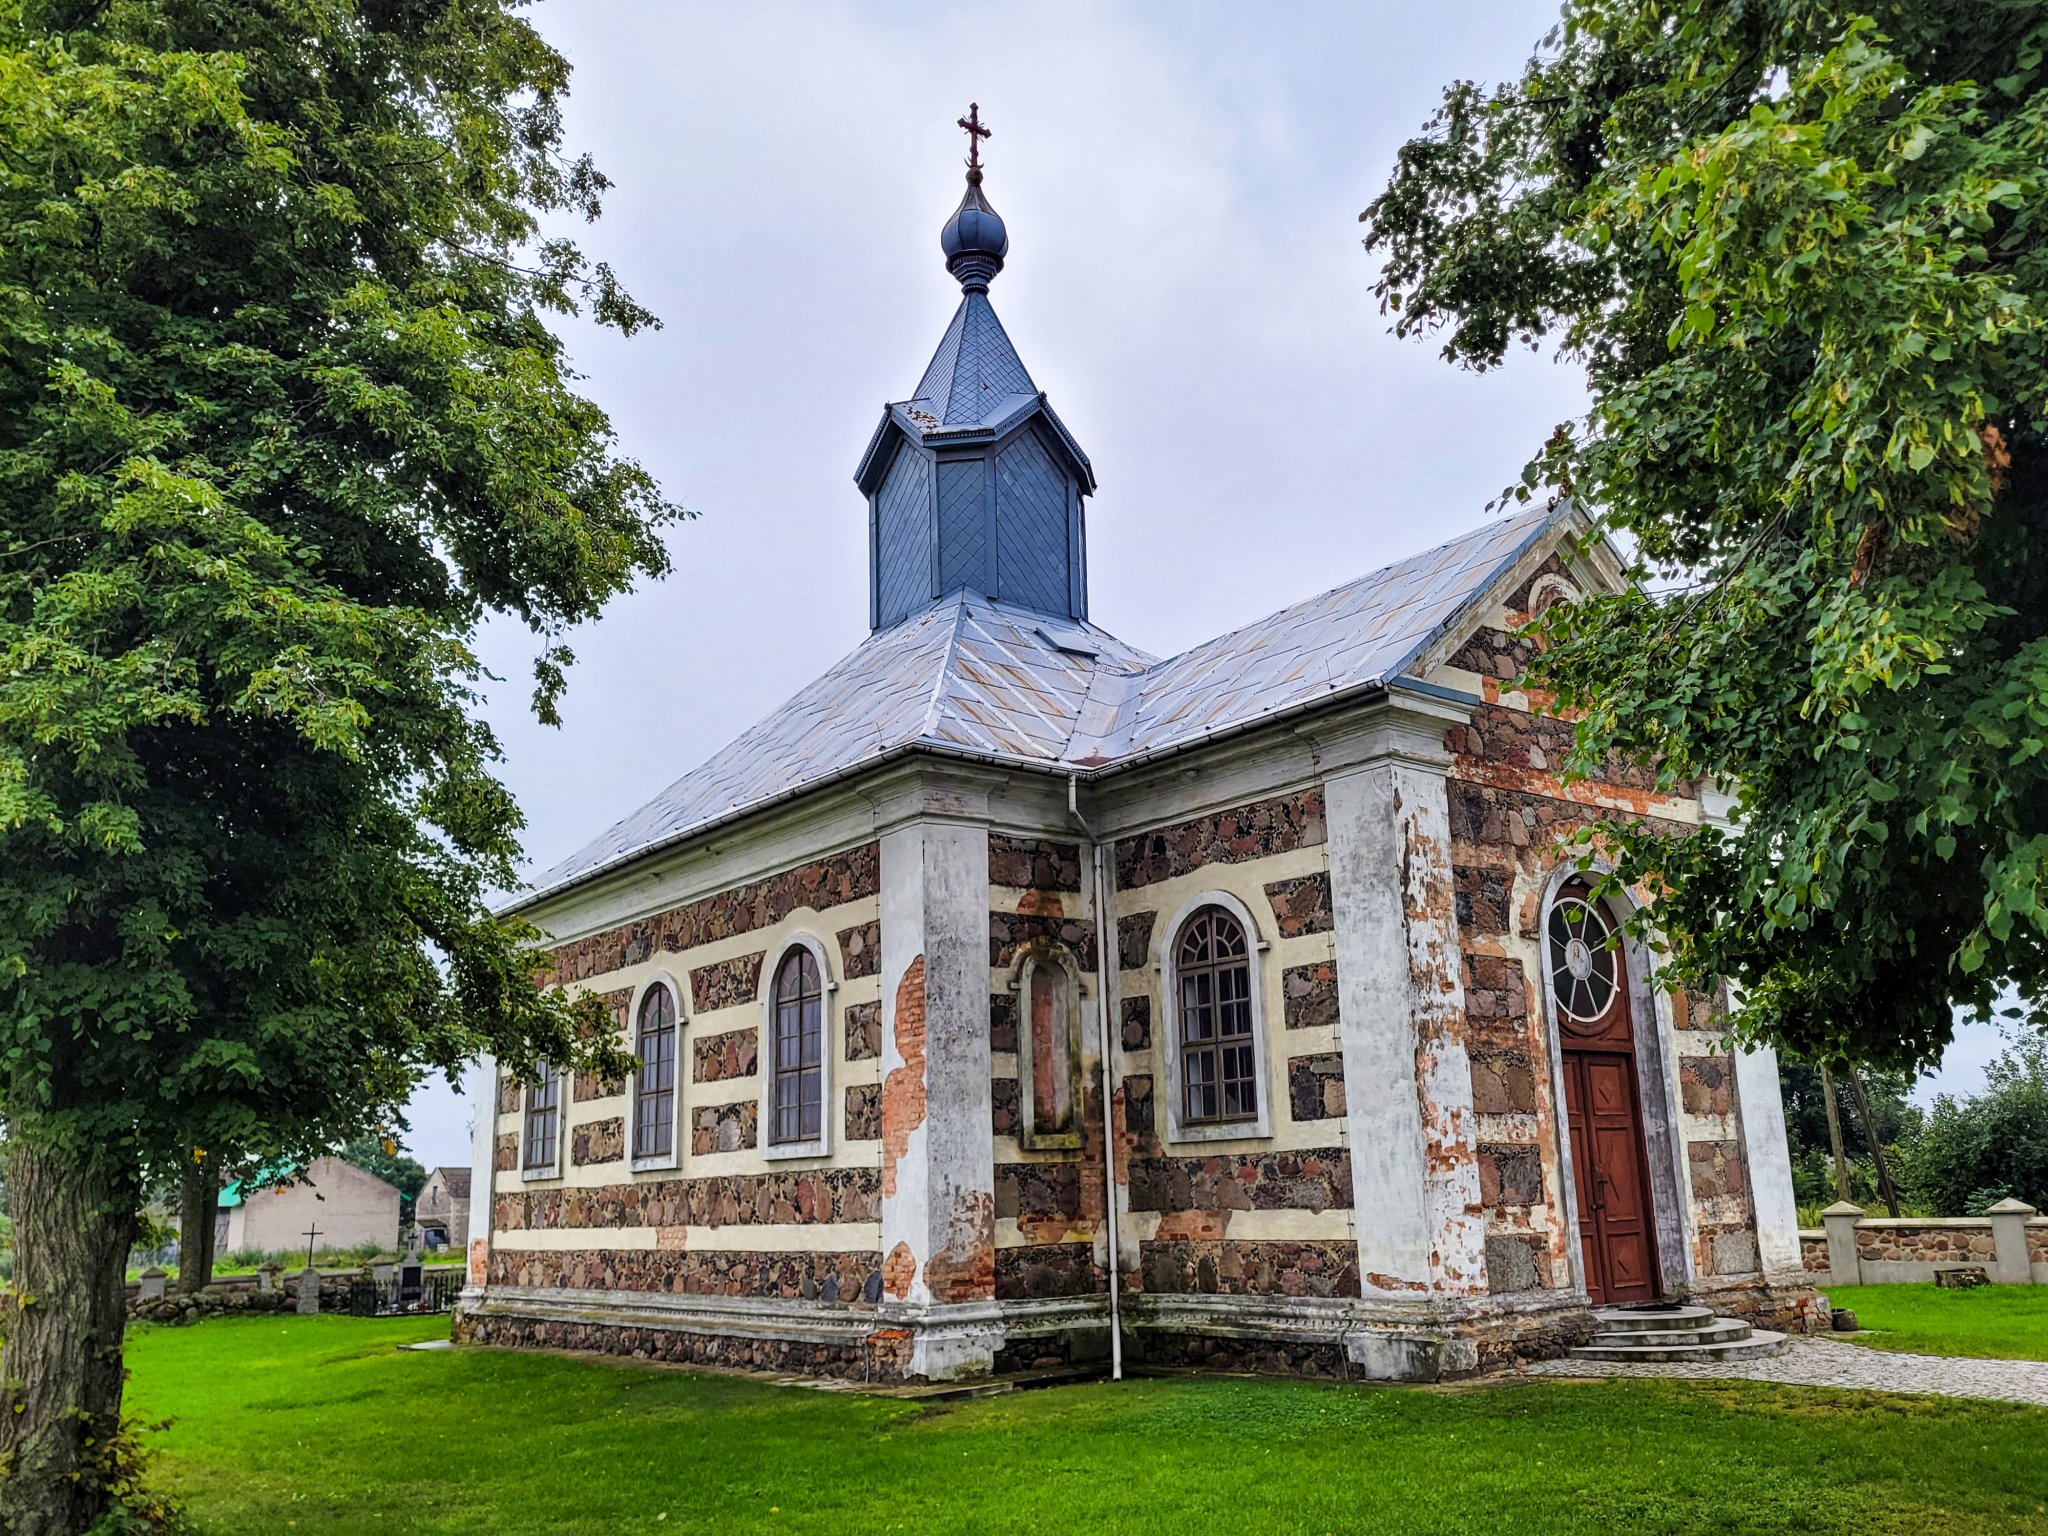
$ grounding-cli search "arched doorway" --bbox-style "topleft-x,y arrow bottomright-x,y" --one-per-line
1548,882 -> 1662,1304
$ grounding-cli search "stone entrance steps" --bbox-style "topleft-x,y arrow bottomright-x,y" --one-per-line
1570,1304 -> 1790,1363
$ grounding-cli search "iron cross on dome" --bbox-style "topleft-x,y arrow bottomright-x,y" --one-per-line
957,102 -> 991,171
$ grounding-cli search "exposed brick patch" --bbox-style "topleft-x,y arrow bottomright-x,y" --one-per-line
487,1246 -> 881,1304
923,1190 -> 996,1303
1281,961 -> 1339,1029
996,1243 -> 1102,1300
495,1168 -> 880,1232
570,1117 -> 625,1166
844,1083 -> 881,1142
1121,995 -> 1152,1050
989,992 -> 1018,1053
881,957 -> 927,1199
493,1133 -> 517,1172
1477,1143 -> 1543,1208
991,1077 -> 1021,1138
995,1161 -> 1083,1223
1117,912 -> 1155,970
1139,1238 -> 1359,1298
1453,864 -> 1512,936
543,844 -> 880,986
1688,1140 -> 1747,1201
1128,1148 -> 1351,1215
693,1026 -> 758,1084
1679,1054 -> 1733,1117
458,1315 -> 886,1381
1263,872 -> 1333,937
1115,791 -> 1327,891
988,834 -> 1083,892
573,1071 -> 623,1104
1470,1050 -> 1538,1115
843,1000 -> 882,1062
989,911 -> 1097,971
690,951 -> 764,1013
837,921 -> 881,980
882,1242 -> 916,1299
691,1099 -> 758,1156
1286,1054 -> 1347,1121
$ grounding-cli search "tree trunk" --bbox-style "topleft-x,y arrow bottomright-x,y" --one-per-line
1845,1068 -> 1904,1218
0,1139 -> 139,1536
178,1152 -> 219,1295
1819,1065 -> 1853,1203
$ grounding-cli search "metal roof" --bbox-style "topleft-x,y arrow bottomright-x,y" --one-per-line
518,506 -> 1555,907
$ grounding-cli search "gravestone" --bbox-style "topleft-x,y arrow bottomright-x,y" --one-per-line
256,1261 -> 283,1294
398,1239 -> 425,1309
137,1266 -> 168,1302
295,1265 -> 321,1315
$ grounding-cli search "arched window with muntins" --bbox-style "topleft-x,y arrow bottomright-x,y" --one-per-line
633,984 -> 678,1161
1177,906 -> 1256,1126
771,948 -> 824,1145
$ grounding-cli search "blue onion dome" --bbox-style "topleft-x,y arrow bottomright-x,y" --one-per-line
940,168 -> 1008,292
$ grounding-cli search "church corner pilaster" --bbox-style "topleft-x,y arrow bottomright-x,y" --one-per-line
1317,697 -> 1489,1302
875,784 -> 999,1379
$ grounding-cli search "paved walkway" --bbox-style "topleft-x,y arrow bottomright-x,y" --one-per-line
1523,1336 -> 2048,1408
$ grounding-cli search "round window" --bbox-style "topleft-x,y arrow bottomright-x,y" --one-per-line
1547,894 -> 1618,1024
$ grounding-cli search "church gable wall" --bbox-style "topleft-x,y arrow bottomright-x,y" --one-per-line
490,844 -> 888,1309
1104,789 -> 1360,1301
1429,557 -> 1762,1299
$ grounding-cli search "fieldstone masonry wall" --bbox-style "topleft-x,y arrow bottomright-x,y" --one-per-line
1804,1202 -> 2045,1285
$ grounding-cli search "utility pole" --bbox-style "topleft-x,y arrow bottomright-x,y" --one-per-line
1845,1068 -> 1903,1217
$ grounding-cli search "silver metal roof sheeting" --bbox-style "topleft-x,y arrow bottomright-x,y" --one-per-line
522,506 -> 1553,905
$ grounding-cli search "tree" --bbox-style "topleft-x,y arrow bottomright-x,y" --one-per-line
339,1135 -> 428,1204
1779,1059 -> 1922,1208
1905,1038 -> 2048,1211
0,5 -> 672,1530
1362,3 -> 2047,1071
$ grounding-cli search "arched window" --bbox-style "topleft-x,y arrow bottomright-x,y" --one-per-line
632,982 -> 679,1164
522,1061 -> 560,1176
1176,905 -> 1256,1126
770,947 -> 824,1145
1547,890 -> 1619,1030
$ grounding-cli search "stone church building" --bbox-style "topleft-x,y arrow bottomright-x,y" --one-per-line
454,144 -> 1814,1383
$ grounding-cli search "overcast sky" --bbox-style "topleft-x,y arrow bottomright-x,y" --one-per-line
399,0 -> 2009,1168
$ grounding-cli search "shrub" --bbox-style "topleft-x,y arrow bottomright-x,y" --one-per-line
1904,1041 -> 2048,1214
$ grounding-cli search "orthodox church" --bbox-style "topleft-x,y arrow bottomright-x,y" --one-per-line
454,119 -> 1816,1382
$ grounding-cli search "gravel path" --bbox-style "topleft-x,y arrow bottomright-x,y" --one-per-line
1523,1336 -> 2048,1407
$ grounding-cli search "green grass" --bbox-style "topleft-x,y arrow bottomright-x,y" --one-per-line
1824,1283 -> 2048,1361
125,1316 -> 2048,1535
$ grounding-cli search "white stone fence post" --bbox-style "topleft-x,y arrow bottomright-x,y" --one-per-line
1800,1199 -> 2042,1285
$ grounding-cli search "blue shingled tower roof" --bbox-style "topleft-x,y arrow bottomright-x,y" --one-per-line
856,146 -> 1095,632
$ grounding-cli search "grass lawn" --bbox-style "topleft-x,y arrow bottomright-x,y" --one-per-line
125,1316 -> 2048,1535
1823,1283 -> 2048,1361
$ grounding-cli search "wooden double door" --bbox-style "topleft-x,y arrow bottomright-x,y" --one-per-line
1549,887 -> 1661,1305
